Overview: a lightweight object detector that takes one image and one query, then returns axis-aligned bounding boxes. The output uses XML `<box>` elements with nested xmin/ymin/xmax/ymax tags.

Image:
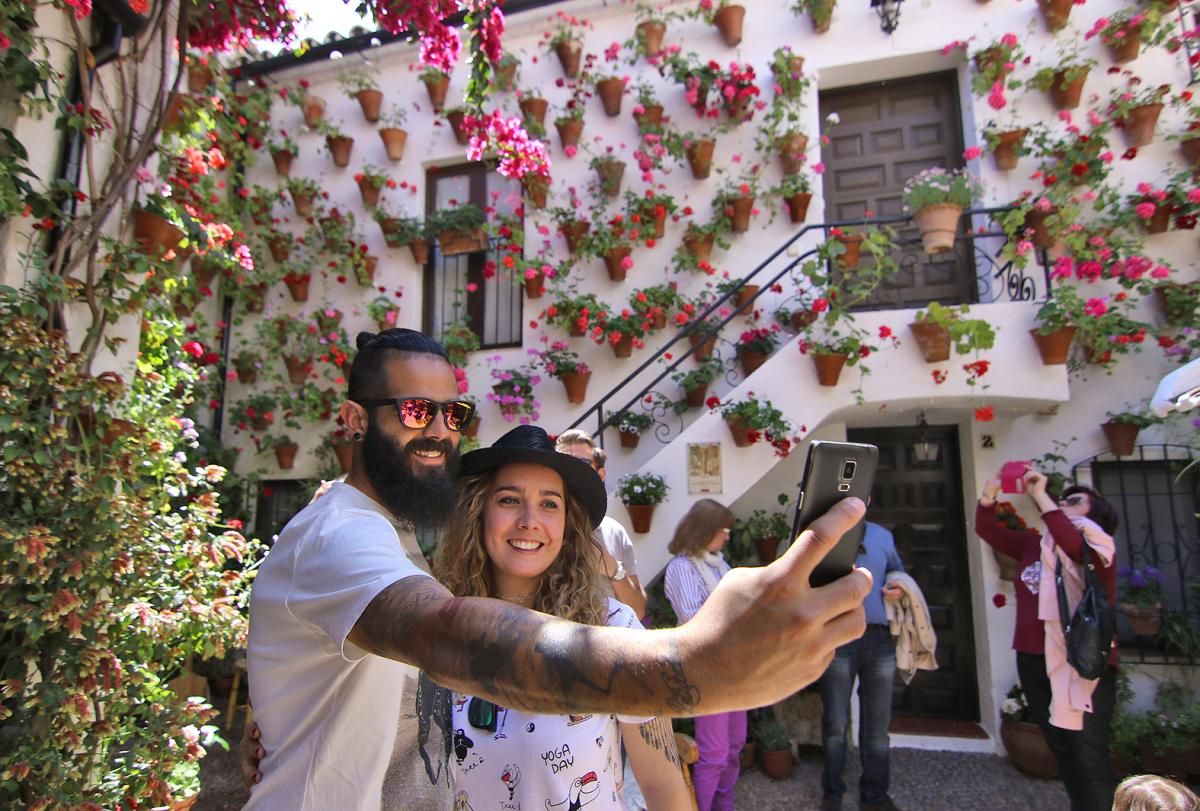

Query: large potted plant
<box><xmin>901</xmin><ymin>166</ymin><xmax>980</xmax><ymax>254</ymax></box>
<box><xmin>616</xmin><ymin>471</ymin><xmax>669</xmax><ymax>533</ymax></box>
<box><xmin>999</xmin><ymin>684</ymin><xmax>1059</xmax><ymax>778</ymax></box>
<box><xmin>750</xmin><ymin>714</ymin><xmax>794</xmax><ymax>779</ymax></box>
<box><xmin>908</xmin><ymin>302</ymin><xmax>996</xmax><ymax>363</ymax></box>
<box><xmin>735</xmin><ymin>502</ymin><xmax>792</xmax><ymax>563</ymax></box>
<box><xmin>1117</xmin><ymin>566</ymin><xmax>1165</xmax><ymax>635</ymax></box>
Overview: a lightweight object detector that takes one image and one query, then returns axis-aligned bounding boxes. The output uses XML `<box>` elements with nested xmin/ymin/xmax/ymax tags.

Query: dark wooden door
<box><xmin>848</xmin><ymin>424</ymin><xmax>979</xmax><ymax>721</ymax></box>
<box><xmin>820</xmin><ymin>73</ymin><xmax>977</xmax><ymax>309</ymax></box>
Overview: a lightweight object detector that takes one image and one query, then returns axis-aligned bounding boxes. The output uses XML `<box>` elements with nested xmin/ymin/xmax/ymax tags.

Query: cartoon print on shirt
<box><xmin>1021</xmin><ymin>561</ymin><xmax>1042</xmax><ymax>595</ymax></box>
<box><xmin>545</xmin><ymin>770</ymin><xmax>600</xmax><ymax>811</ymax></box>
<box><xmin>526</xmin><ymin>722</ymin><xmax>536</xmax><ymax>733</ymax></box>
<box><xmin>541</xmin><ymin>742</ymin><xmax>574</xmax><ymax>774</ymax></box>
<box><xmin>454</xmin><ymin>728</ymin><xmax>475</xmax><ymax>763</ymax></box>
<box><xmin>501</xmin><ymin>763</ymin><xmax>521</xmax><ymax>800</ymax></box>
<box><xmin>454</xmin><ymin>790</ymin><xmax>475</xmax><ymax>811</ymax></box>
<box><xmin>566</xmin><ymin>714</ymin><xmax>591</xmax><ymax>726</ymax></box>
<box><xmin>416</xmin><ymin>672</ymin><xmax>454</xmax><ymax>788</ymax></box>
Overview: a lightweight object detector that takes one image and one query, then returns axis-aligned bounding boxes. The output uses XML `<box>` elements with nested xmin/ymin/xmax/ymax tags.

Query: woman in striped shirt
<box><xmin>663</xmin><ymin>499</ymin><xmax>744</xmax><ymax>811</ymax></box>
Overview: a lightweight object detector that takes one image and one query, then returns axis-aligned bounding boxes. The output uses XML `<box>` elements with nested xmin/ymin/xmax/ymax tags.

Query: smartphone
<box><xmin>790</xmin><ymin>440</ymin><xmax>879</xmax><ymax>588</ymax></box>
<box><xmin>1000</xmin><ymin>460</ymin><xmax>1031</xmax><ymax>494</ymax></box>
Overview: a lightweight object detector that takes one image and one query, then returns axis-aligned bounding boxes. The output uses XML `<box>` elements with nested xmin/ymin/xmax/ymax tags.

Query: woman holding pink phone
<box><xmin>976</xmin><ymin>465</ymin><xmax>1120</xmax><ymax>811</ymax></box>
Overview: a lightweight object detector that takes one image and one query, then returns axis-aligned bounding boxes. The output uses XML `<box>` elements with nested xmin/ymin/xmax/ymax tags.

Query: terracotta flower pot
<box><xmin>990</xmin><ymin>129</ymin><xmax>1028</xmax><ymax>171</ymax></box>
<box><xmin>713</xmin><ymin>4</ymin><xmax>746</xmax><ymax>47</ymax></box>
<box><xmin>636</xmin><ymin>21</ymin><xmax>666</xmax><ymax>57</ymax></box>
<box><xmin>283</xmin><ymin>355</ymin><xmax>310</xmax><ymax>385</ymax></box>
<box><xmin>133</xmin><ymin>209</ymin><xmax>184</xmax><ymax>257</ymax></box>
<box><xmin>993</xmin><ymin>547</ymin><xmax>1020</xmax><ymax>581</ymax></box>
<box><xmin>423</xmin><ymin>74</ymin><xmax>450</xmax><ymax>112</ymax></box>
<box><xmin>274</xmin><ymin>443</ymin><xmax>299</xmax><ymax>470</ymax></box>
<box><xmin>685</xmin><ymin>383</ymin><xmax>709</xmax><ymax>409</ymax></box>
<box><xmin>1047</xmin><ymin>69</ymin><xmax>1088</xmax><ymax>110</ymax></box>
<box><xmin>446</xmin><ymin>109</ymin><xmax>471</xmax><ymax>145</ymax></box>
<box><xmin>285</xmin><ymin>278</ymin><xmax>310</xmax><ymax>303</ymax></box>
<box><xmin>556</xmin><ymin>117</ymin><xmax>584</xmax><ymax>149</ymax></box>
<box><xmin>1119</xmin><ymin>602</ymin><xmax>1162</xmax><ymax>635</ymax></box>
<box><xmin>740</xmin><ymin>742</ymin><xmax>758</xmax><ymax>771</ymax></box>
<box><xmin>554</xmin><ymin>39</ymin><xmax>583</xmax><ymax>78</ymax></box>
<box><xmin>1120</xmin><ymin>103</ymin><xmax>1164</xmax><ymax>148</ymax></box>
<box><xmin>754</xmin><ymin>536</ymin><xmax>781</xmax><ymax>564</ymax></box>
<box><xmin>523</xmin><ymin>174</ymin><xmax>549</xmax><ymax>210</ymax></box>
<box><xmin>728</xmin><ymin>196</ymin><xmax>754</xmax><ymax>233</ymax></box>
<box><xmin>809</xmin><ymin>0</ymin><xmax>834</xmax><ymax>32</ymax></box>
<box><xmin>408</xmin><ymin>238</ymin><xmax>431</xmax><ymax>265</ymax></box>
<box><xmin>790</xmin><ymin>310</ymin><xmax>818</xmax><ymax>331</ymax></box>
<box><xmin>358</xmin><ymin>256</ymin><xmax>378</xmax><ymax>286</ymax></box>
<box><xmin>634</xmin><ymin>104</ymin><xmax>663</xmax><ymax>130</ymax></box>
<box><xmin>594</xmin><ymin>158</ymin><xmax>625</xmax><ymax>197</ymax></box>
<box><xmin>522</xmin><ymin>271</ymin><xmax>545</xmax><ymax>299</ymax></box>
<box><xmin>561</xmin><ymin>370</ymin><xmax>591</xmax><ymax>404</ymax></box>
<box><xmin>187</xmin><ymin>62</ymin><xmax>214</xmax><ymax>93</ymax></box>
<box><xmin>834</xmin><ymin>233</ymin><xmax>864</xmax><ymax>269</ymax></box>
<box><xmin>611</xmin><ymin>334</ymin><xmax>635</xmax><ymax>358</ymax></box>
<box><xmin>298</xmin><ymin>93</ymin><xmax>325</xmax><ymax>127</ymax></box>
<box><xmin>619</xmin><ymin>430</ymin><xmax>640</xmax><ymax>449</ymax></box>
<box><xmin>1029</xmin><ymin>326</ymin><xmax>1076</xmax><ymax>365</ymax></box>
<box><xmin>270</xmin><ymin>149</ymin><xmax>294</xmax><ymax>176</ymax></box>
<box><xmin>1107</xmin><ymin>30</ymin><xmax>1142</xmax><ymax>63</ymax></box>
<box><xmin>326</xmin><ymin>135</ymin><xmax>354</xmax><ymax>167</ymax></box>
<box><xmin>1140</xmin><ymin>198</ymin><xmax>1172</xmax><ymax>234</ymax></box>
<box><xmin>777</xmin><ymin>132</ymin><xmax>810</xmax><ymax>175</ymax></box>
<box><xmin>596</xmin><ymin>77</ymin><xmax>625</xmax><ymax>117</ymax></box>
<box><xmin>785</xmin><ymin>193</ymin><xmax>812</xmax><ymax>224</ymax></box>
<box><xmin>379</xmin><ymin>128</ymin><xmax>408</xmax><ymax>161</ymax></box>
<box><xmin>1180</xmin><ymin>135</ymin><xmax>1200</xmax><ymax>168</ymax></box>
<box><xmin>1101</xmin><ymin>421</ymin><xmax>1140</xmax><ymax>456</ymax></box>
<box><xmin>758</xmin><ymin>746</ymin><xmax>794</xmax><ymax>780</ymax></box>
<box><xmin>908</xmin><ymin>321</ymin><xmax>951</xmax><ymax>363</ymax></box>
<box><xmin>603</xmin><ymin>247</ymin><xmax>632</xmax><ymax>281</ymax></box>
<box><xmin>357</xmin><ymin>178</ymin><xmax>382</xmax><ymax>208</ymax></box>
<box><xmin>913</xmin><ymin>204</ymin><xmax>962</xmax><ymax>254</ymax></box>
<box><xmin>190</xmin><ymin>257</ymin><xmax>219</xmax><ymax>287</ymax></box>
<box><xmin>688</xmin><ymin>331</ymin><xmax>717</xmax><ymax>361</ymax></box>
<box><xmin>812</xmin><ymin>352</ymin><xmax>848</xmax><ymax>386</ymax></box>
<box><xmin>233</xmin><ymin>363</ymin><xmax>257</xmax><ymax>385</ymax></box>
<box><xmin>290</xmin><ymin>189</ymin><xmax>314</xmax><ymax>217</ymax></box>
<box><xmin>561</xmin><ymin>220</ymin><xmax>590</xmax><ymax>254</ymax></box>
<box><xmin>732</xmin><ymin>284</ymin><xmax>760</xmax><ymax>309</ymax></box>
<box><xmin>355</xmin><ymin>88</ymin><xmax>383</xmax><ymax>122</ymax></box>
<box><xmin>685</xmin><ymin>139</ymin><xmax>716</xmax><ymax>179</ymax></box>
<box><xmin>739</xmin><ymin>348</ymin><xmax>768</xmax><ymax>375</ymax></box>
<box><xmin>1022</xmin><ymin>206</ymin><xmax>1058</xmax><ymax>249</ymax></box>
<box><xmin>1037</xmin><ymin>0</ymin><xmax>1073</xmax><ymax>31</ymax></box>
<box><xmin>625</xmin><ymin>503</ymin><xmax>655</xmax><ymax>534</ymax></box>
<box><xmin>725</xmin><ymin>415</ymin><xmax>755</xmax><ymax>447</ymax></box>
<box><xmin>683</xmin><ymin>231</ymin><xmax>716</xmax><ymax>264</ymax></box>
<box><xmin>493</xmin><ymin>60</ymin><xmax>518</xmax><ymax>91</ymax></box>
<box><xmin>1000</xmin><ymin>717</ymin><xmax>1059</xmax><ymax>779</ymax></box>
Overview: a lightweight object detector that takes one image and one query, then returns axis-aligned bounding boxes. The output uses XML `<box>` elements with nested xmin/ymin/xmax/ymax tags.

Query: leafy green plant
<box><xmin>609</xmin><ymin>409</ymin><xmax>655</xmax><ymax>434</ymax></box>
<box><xmin>901</xmin><ymin>166</ymin><xmax>981</xmax><ymax>213</ymax></box>
<box><xmin>427</xmin><ymin>202</ymin><xmax>486</xmax><ymax>234</ymax></box>
<box><xmin>616</xmin><ymin>471</ymin><xmax>669</xmax><ymax>505</ymax></box>
<box><xmin>535</xmin><ymin>339</ymin><xmax>589</xmax><ymax>378</ymax></box>
<box><xmin>749</xmin><ymin>715</ymin><xmax>791</xmax><ymax>751</ymax></box>
<box><xmin>735</xmin><ymin>505</ymin><xmax>791</xmax><ymax>541</ymax></box>
<box><xmin>716</xmin><ymin>396</ymin><xmax>794</xmax><ymax>440</ymax></box>
<box><xmin>337</xmin><ymin>66</ymin><xmax>380</xmax><ymax>95</ymax></box>
<box><xmin>487</xmin><ymin>357</ymin><xmax>541</xmax><ymax>422</ymax></box>
<box><xmin>440</xmin><ymin>319</ymin><xmax>482</xmax><ymax>369</ymax></box>
<box><xmin>1104</xmin><ymin>406</ymin><xmax>1162</xmax><ymax>429</ymax></box>
<box><xmin>913</xmin><ymin>302</ymin><xmax>997</xmax><ymax>354</ymax></box>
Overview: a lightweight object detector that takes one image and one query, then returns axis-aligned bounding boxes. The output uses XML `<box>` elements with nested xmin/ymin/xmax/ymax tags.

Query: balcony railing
<box><xmin>568</xmin><ymin>205</ymin><xmax>1052</xmax><ymax>447</ymax></box>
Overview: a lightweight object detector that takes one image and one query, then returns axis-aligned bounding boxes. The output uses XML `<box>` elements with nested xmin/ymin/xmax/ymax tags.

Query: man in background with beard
<box><xmin>246</xmin><ymin>328</ymin><xmax>875</xmax><ymax>810</ymax></box>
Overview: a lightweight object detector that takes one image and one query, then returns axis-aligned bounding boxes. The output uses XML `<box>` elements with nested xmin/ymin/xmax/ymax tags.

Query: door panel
<box><xmin>820</xmin><ymin>73</ymin><xmax>977</xmax><ymax>310</ymax></box>
<box><xmin>848</xmin><ymin>425</ymin><xmax>979</xmax><ymax>721</ymax></box>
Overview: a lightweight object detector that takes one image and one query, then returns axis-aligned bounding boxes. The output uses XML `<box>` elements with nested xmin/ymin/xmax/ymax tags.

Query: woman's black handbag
<box><xmin>1054</xmin><ymin>540</ymin><xmax>1115</xmax><ymax>680</ymax></box>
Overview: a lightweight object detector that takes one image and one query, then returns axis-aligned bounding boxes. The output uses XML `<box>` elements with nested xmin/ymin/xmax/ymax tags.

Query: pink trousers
<box><xmin>693</xmin><ymin>710</ymin><xmax>747</xmax><ymax>811</ymax></box>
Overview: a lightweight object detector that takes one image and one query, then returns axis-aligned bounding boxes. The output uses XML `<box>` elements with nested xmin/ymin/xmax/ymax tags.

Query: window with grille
<box><xmin>253</xmin><ymin>479</ymin><xmax>319</xmax><ymax>545</ymax></box>
<box><xmin>422</xmin><ymin>162</ymin><xmax>524</xmax><ymax>350</ymax></box>
<box><xmin>1075</xmin><ymin>447</ymin><xmax>1200</xmax><ymax>665</ymax></box>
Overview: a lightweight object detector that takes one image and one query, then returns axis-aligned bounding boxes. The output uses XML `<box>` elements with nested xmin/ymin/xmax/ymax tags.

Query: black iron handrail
<box><xmin>566</xmin><ymin>204</ymin><xmax>1050</xmax><ymax>446</ymax></box>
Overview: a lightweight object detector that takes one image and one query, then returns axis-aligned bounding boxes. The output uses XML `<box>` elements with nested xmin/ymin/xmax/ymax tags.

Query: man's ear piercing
<box><xmin>353</xmin><ymin>432</ymin><xmax>362</xmax><ymax>442</ymax></box>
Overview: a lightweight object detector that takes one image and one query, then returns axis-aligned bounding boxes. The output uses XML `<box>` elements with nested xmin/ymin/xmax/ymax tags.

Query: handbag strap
<box><xmin>1055</xmin><ymin>535</ymin><xmax>1094</xmax><ymax>631</ymax></box>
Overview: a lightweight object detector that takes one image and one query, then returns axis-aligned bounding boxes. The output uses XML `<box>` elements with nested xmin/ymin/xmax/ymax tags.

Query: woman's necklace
<box><xmin>503</xmin><ymin>591</ymin><xmax>537</xmax><ymax>605</ymax></box>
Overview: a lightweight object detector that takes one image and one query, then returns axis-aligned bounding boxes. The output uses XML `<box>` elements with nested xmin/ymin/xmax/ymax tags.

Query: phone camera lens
<box><xmin>841</xmin><ymin>460</ymin><xmax>857</xmax><ymax>480</ymax></box>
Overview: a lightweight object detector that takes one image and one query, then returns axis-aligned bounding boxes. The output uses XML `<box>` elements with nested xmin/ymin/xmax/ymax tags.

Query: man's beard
<box><xmin>361</xmin><ymin>418</ymin><xmax>460</xmax><ymax>530</ymax></box>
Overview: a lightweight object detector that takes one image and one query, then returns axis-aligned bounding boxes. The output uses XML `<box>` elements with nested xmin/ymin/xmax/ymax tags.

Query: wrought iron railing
<box><xmin>567</xmin><ymin>205</ymin><xmax>1051</xmax><ymax>446</ymax></box>
<box><xmin>1073</xmin><ymin>445</ymin><xmax>1200</xmax><ymax>667</ymax></box>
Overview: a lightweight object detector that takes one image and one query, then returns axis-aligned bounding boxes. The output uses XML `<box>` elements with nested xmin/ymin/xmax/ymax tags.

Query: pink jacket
<box><xmin>1036</xmin><ymin>515</ymin><xmax>1115</xmax><ymax>731</ymax></box>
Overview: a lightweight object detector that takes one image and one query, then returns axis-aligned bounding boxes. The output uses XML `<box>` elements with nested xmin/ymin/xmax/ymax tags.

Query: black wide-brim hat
<box><xmin>459</xmin><ymin>425</ymin><xmax>608</xmax><ymax>529</ymax></box>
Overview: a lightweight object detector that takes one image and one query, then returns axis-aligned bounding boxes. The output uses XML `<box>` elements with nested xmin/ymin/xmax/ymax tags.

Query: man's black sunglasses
<box><xmin>354</xmin><ymin>397</ymin><xmax>475</xmax><ymax>432</ymax></box>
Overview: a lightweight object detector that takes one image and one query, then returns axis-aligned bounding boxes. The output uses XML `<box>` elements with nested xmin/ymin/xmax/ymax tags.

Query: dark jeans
<box><xmin>1017</xmin><ymin>651</ymin><xmax>1117</xmax><ymax>811</ymax></box>
<box><xmin>820</xmin><ymin>625</ymin><xmax>896</xmax><ymax>804</ymax></box>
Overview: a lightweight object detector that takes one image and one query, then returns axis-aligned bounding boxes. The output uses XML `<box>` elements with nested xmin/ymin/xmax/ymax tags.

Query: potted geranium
<box><xmin>630</xmin><ymin>284</ymin><xmax>684</xmax><ymax>331</ymax></box>
<box><xmin>901</xmin><ymin>166</ymin><xmax>980</xmax><ymax>254</ymax></box>
<box><xmin>983</xmin><ymin>121</ymin><xmax>1033</xmax><ymax>172</ymax></box>
<box><xmin>608</xmin><ymin>409</ymin><xmax>655</xmax><ymax>448</ymax></box>
<box><xmin>908</xmin><ymin>302</ymin><xmax>996</xmax><ymax>363</ymax></box>
<box><xmin>713</xmin><ymin>395</ymin><xmax>795</xmax><ymax>456</ymax></box>
<box><xmin>580</xmin><ymin>214</ymin><xmax>635</xmax><ymax>281</ymax></box>
<box><xmin>536</xmin><ymin>339</ymin><xmax>591</xmax><ymax>404</ymax></box>
<box><xmin>597</xmin><ymin>309</ymin><xmax>651</xmax><ymax>358</ymax></box>
<box><xmin>1117</xmin><ymin>566</ymin><xmax>1165</xmax><ymax>635</ymax></box>
<box><xmin>736</xmin><ymin>325</ymin><xmax>782</xmax><ymax>375</ymax></box>
<box><xmin>337</xmin><ymin>65</ymin><xmax>383</xmax><ymax>122</ymax></box>
<box><xmin>616</xmin><ymin>471</ymin><xmax>669</xmax><ymax>533</ymax></box>
<box><xmin>768</xmin><ymin>45</ymin><xmax>811</xmax><ymax>101</ymax></box>
<box><xmin>378</xmin><ymin>105</ymin><xmax>409</xmax><ymax>160</ymax></box>
<box><xmin>1105</xmin><ymin>72</ymin><xmax>1171</xmax><ymax>147</ymax></box>
<box><xmin>1101</xmin><ymin>408</ymin><xmax>1159</xmax><ymax>456</ymax></box>
<box><xmin>544</xmin><ymin>290</ymin><xmax>606</xmax><ymax>336</ymax></box>
<box><xmin>367</xmin><ymin>294</ymin><xmax>402</xmax><ymax>332</ymax></box>
<box><xmin>428</xmin><ymin>203</ymin><xmax>488</xmax><ymax>255</ymax></box>
<box><xmin>354</xmin><ymin>164</ymin><xmax>394</xmax><ymax>207</ymax></box>
<box><xmin>371</xmin><ymin>206</ymin><xmax>428</xmax><ymax>261</ymax></box>
<box><xmin>624</xmin><ymin>188</ymin><xmax>678</xmax><ymax>240</ymax></box>
<box><xmin>545</xmin><ymin>12</ymin><xmax>586</xmax><ymax>77</ymax></box>
<box><xmin>589</xmin><ymin>149</ymin><xmax>627</xmax><ymax>197</ymax></box>
<box><xmin>793</xmin><ymin>0</ymin><xmax>835</xmax><ymax>33</ymax></box>
<box><xmin>419</xmin><ymin>65</ymin><xmax>451</xmax><ymax>111</ymax></box>
<box><xmin>487</xmin><ymin>359</ymin><xmax>541</xmax><ymax>423</ymax></box>
<box><xmin>671</xmin><ymin>357</ymin><xmax>723</xmax><ymax>409</ymax></box>
<box><xmin>1084</xmin><ymin>8</ymin><xmax>1172</xmax><ymax>64</ymax></box>
<box><xmin>285</xmin><ymin>176</ymin><xmax>320</xmax><ymax>217</ymax></box>
<box><xmin>492</xmin><ymin>51</ymin><xmax>520</xmax><ymax>90</ymax></box>
<box><xmin>966</xmin><ymin>33</ymin><xmax>1024</xmax><ymax>98</ymax></box>
<box><xmin>631</xmin><ymin>79</ymin><xmax>664</xmax><ymax>131</ymax></box>
<box><xmin>1025</xmin><ymin>41</ymin><xmax>1097</xmax><ymax>111</ymax></box>
<box><xmin>266</xmin><ymin>131</ymin><xmax>298</xmax><ymax>176</ymax></box>
<box><xmin>771</xmin><ymin>172</ymin><xmax>813</xmax><ymax>224</ymax></box>
<box><xmin>265</xmin><ymin>432</ymin><xmax>300</xmax><ymax>470</ymax></box>
<box><xmin>315</xmin><ymin>118</ymin><xmax>354</xmax><ymax>167</ymax></box>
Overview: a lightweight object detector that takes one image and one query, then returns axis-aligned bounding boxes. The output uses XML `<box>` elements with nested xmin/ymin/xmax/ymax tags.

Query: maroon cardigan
<box><xmin>975</xmin><ymin>501</ymin><xmax>1118</xmax><ymax>665</ymax></box>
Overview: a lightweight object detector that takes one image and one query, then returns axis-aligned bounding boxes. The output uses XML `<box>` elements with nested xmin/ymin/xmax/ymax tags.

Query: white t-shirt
<box><xmin>450</xmin><ymin>599</ymin><xmax>649</xmax><ymax>811</ymax></box>
<box><xmin>245</xmin><ymin>482</ymin><xmax>454</xmax><ymax>811</ymax></box>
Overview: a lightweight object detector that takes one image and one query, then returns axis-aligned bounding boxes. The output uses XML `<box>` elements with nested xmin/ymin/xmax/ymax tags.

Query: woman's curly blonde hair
<box><xmin>434</xmin><ymin>469</ymin><xmax>608</xmax><ymax>627</ymax></box>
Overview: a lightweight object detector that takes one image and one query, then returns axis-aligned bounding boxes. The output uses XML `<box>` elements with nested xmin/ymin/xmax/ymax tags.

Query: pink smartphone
<box><xmin>1000</xmin><ymin>460</ymin><xmax>1031</xmax><ymax>494</ymax></box>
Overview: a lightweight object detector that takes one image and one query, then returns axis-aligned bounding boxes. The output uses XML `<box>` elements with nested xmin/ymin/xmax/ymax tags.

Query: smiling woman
<box><xmin>433</xmin><ymin>426</ymin><xmax>690</xmax><ymax>811</ymax></box>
